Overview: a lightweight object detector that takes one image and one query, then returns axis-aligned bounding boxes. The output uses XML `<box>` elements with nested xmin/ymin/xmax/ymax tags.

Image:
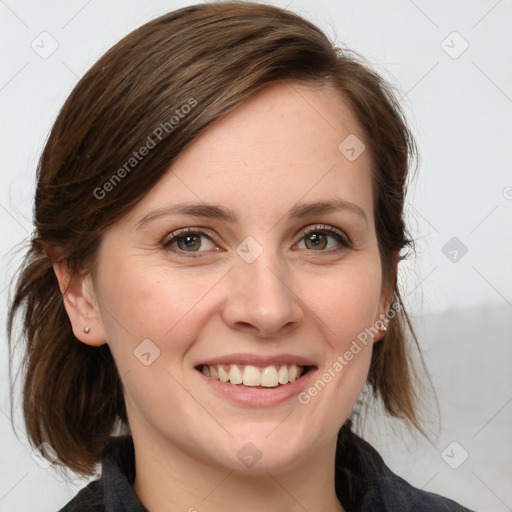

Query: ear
<box><xmin>52</xmin><ymin>260</ymin><xmax>107</xmax><ymax>347</ymax></box>
<box><xmin>372</xmin><ymin>287</ymin><xmax>395</xmax><ymax>342</ymax></box>
<box><xmin>373</xmin><ymin>251</ymin><xmax>400</xmax><ymax>342</ymax></box>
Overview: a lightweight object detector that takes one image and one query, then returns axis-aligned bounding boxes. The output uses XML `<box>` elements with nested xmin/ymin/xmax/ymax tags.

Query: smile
<box><xmin>198</xmin><ymin>363</ymin><xmax>309</xmax><ymax>388</ymax></box>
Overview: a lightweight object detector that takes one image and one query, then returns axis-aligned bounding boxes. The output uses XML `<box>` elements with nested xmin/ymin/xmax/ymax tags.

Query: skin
<box><xmin>54</xmin><ymin>81</ymin><xmax>395</xmax><ymax>512</ymax></box>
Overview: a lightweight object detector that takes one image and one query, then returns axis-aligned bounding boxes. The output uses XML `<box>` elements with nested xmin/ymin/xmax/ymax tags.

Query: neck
<box><xmin>131</xmin><ymin>429</ymin><xmax>345</xmax><ymax>512</ymax></box>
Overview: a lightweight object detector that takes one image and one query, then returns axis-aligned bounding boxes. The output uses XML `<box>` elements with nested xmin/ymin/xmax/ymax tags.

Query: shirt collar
<box><xmin>100</xmin><ymin>435</ymin><xmax>147</xmax><ymax>512</ymax></box>
<box><xmin>97</xmin><ymin>428</ymin><xmax>467</xmax><ymax>512</ymax></box>
<box><xmin>97</xmin><ymin>428</ymin><xmax>382</xmax><ymax>511</ymax></box>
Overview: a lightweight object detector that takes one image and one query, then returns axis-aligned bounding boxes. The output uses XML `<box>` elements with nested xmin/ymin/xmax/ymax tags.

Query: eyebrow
<box><xmin>135</xmin><ymin>198</ymin><xmax>368</xmax><ymax>229</ymax></box>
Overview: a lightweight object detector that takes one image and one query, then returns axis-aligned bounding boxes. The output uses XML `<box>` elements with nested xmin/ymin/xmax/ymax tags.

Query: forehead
<box><xmin>127</xmin><ymin>81</ymin><xmax>375</xmax><ymax>226</ymax></box>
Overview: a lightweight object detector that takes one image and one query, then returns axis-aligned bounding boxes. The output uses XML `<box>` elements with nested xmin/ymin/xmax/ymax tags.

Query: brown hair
<box><xmin>8</xmin><ymin>0</ymin><xmax>426</xmax><ymax>476</ymax></box>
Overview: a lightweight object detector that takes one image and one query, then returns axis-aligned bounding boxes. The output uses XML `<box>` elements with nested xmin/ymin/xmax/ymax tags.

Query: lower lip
<box><xmin>197</xmin><ymin>368</ymin><xmax>316</xmax><ymax>407</ymax></box>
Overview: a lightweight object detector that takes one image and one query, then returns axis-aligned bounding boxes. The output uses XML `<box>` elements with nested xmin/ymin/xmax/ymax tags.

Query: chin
<box><xmin>200</xmin><ymin>422</ymin><xmax>326</xmax><ymax>475</ymax></box>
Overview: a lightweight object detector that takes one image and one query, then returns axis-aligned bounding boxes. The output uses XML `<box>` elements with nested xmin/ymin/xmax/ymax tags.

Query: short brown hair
<box><xmin>8</xmin><ymin>0</ymin><xmax>425</xmax><ymax>476</ymax></box>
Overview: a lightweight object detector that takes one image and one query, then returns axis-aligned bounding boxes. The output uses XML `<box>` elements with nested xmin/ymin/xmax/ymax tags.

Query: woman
<box><xmin>7</xmin><ymin>2</ymin><xmax>475</xmax><ymax>511</ymax></box>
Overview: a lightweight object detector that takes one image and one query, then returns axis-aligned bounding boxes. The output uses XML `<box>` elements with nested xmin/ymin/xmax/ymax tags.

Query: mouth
<box><xmin>195</xmin><ymin>363</ymin><xmax>313</xmax><ymax>388</ymax></box>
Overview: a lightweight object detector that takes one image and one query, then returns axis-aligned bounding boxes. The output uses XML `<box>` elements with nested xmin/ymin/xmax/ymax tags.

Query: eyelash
<box><xmin>161</xmin><ymin>225</ymin><xmax>353</xmax><ymax>259</ymax></box>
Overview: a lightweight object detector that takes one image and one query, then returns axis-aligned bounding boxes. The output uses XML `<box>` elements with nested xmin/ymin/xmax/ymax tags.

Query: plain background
<box><xmin>1</xmin><ymin>0</ymin><xmax>511</xmax><ymax>511</ymax></box>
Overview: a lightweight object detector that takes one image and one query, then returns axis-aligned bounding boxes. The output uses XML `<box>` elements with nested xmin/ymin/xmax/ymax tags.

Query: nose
<box><xmin>221</xmin><ymin>249</ymin><xmax>304</xmax><ymax>338</ymax></box>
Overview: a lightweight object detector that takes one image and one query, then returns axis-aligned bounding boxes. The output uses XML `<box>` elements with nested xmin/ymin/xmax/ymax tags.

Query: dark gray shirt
<box><xmin>58</xmin><ymin>429</ymin><xmax>475</xmax><ymax>511</ymax></box>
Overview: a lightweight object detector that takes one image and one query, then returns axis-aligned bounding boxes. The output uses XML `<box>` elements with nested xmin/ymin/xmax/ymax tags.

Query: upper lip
<box><xmin>196</xmin><ymin>353</ymin><xmax>317</xmax><ymax>368</ymax></box>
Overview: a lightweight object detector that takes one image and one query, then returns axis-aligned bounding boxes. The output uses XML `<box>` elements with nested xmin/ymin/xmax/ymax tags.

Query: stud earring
<box><xmin>83</xmin><ymin>326</ymin><xmax>91</xmax><ymax>334</ymax></box>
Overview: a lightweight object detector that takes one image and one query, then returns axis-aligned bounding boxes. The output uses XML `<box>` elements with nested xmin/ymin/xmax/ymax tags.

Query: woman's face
<box><xmin>87</xmin><ymin>82</ymin><xmax>390</xmax><ymax>473</ymax></box>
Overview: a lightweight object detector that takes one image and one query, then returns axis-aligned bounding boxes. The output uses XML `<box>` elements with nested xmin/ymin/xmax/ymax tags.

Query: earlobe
<box><xmin>373</xmin><ymin>288</ymin><xmax>395</xmax><ymax>343</ymax></box>
<box><xmin>52</xmin><ymin>261</ymin><xmax>106</xmax><ymax>347</ymax></box>
<box><xmin>373</xmin><ymin>315</ymin><xmax>389</xmax><ymax>343</ymax></box>
<box><xmin>373</xmin><ymin>252</ymin><xmax>400</xmax><ymax>342</ymax></box>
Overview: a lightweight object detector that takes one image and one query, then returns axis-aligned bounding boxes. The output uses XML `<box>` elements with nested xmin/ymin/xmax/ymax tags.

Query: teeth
<box><xmin>278</xmin><ymin>365</ymin><xmax>289</xmax><ymax>384</ymax></box>
<box><xmin>209</xmin><ymin>365</ymin><xmax>219</xmax><ymax>380</ymax></box>
<box><xmin>201</xmin><ymin>363</ymin><xmax>305</xmax><ymax>387</ymax></box>
<box><xmin>260</xmin><ymin>366</ymin><xmax>279</xmax><ymax>387</ymax></box>
<box><xmin>242</xmin><ymin>365</ymin><xmax>261</xmax><ymax>386</ymax></box>
<box><xmin>218</xmin><ymin>366</ymin><xmax>229</xmax><ymax>382</ymax></box>
<box><xmin>228</xmin><ymin>364</ymin><xmax>243</xmax><ymax>385</ymax></box>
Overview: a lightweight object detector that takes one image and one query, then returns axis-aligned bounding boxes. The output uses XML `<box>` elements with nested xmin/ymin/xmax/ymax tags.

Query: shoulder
<box><xmin>56</xmin><ymin>435</ymin><xmax>146</xmax><ymax>512</ymax></box>
<box><xmin>57</xmin><ymin>478</ymin><xmax>105</xmax><ymax>512</ymax></box>
<box><xmin>335</xmin><ymin>427</ymin><xmax>476</xmax><ymax>512</ymax></box>
<box><xmin>365</xmin><ymin>470</ymin><xmax>475</xmax><ymax>511</ymax></box>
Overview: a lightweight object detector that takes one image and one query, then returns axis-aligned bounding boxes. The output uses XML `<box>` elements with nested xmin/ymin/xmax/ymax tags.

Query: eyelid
<box><xmin>162</xmin><ymin>226</ymin><xmax>219</xmax><ymax>246</ymax></box>
<box><xmin>299</xmin><ymin>224</ymin><xmax>352</xmax><ymax>248</ymax></box>
<box><xmin>161</xmin><ymin>223</ymin><xmax>353</xmax><ymax>258</ymax></box>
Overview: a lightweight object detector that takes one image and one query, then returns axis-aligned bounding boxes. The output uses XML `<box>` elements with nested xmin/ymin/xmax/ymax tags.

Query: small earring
<box><xmin>381</xmin><ymin>323</ymin><xmax>388</xmax><ymax>332</ymax></box>
<box><xmin>83</xmin><ymin>326</ymin><xmax>91</xmax><ymax>334</ymax></box>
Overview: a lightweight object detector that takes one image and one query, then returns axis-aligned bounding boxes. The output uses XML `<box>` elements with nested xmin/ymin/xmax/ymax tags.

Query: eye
<box><xmin>296</xmin><ymin>224</ymin><xmax>352</xmax><ymax>253</ymax></box>
<box><xmin>162</xmin><ymin>228</ymin><xmax>220</xmax><ymax>258</ymax></box>
<box><xmin>162</xmin><ymin>224</ymin><xmax>352</xmax><ymax>259</ymax></box>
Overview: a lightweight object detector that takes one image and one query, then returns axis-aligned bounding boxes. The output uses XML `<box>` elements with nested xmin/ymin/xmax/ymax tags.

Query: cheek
<box><xmin>94</xmin><ymin>253</ymin><xmax>217</xmax><ymax>366</ymax></box>
<box><xmin>296</xmin><ymin>264</ymin><xmax>380</xmax><ymax>430</ymax></box>
<box><xmin>97</xmin><ymin>250</ymin><xmax>217</xmax><ymax>332</ymax></box>
<box><xmin>299</xmin><ymin>258</ymin><xmax>381</xmax><ymax>405</ymax></box>
<box><xmin>309</xmin><ymin>259</ymin><xmax>383</xmax><ymax>346</ymax></box>
<box><xmin>96</xmin><ymin>246</ymin><xmax>382</xmax><ymax>366</ymax></box>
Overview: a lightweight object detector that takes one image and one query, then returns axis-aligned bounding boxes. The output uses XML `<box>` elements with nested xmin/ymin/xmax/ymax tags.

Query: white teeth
<box><xmin>278</xmin><ymin>365</ymin><xmax>289</xmax><ymax>384</ymax></box>
<box><xmin>200</xmin><ymin>363</ymin><xmax>305</xmax><ymax>387</ymax></box>
<box><xmin>209</xmin><ymin>365</ymin><xmax>219</xmax><ymax>380</ymax></box>
<box><xmin>260</xmin><ymin>366</ymin><xmax>279</xmax><ymax>387</ymax></box>
<box><xmin>228</xmin><ymin>364</ymin><xmax>243</xmax><ymax>385</ymax></box>
<box><xmin>218</xmin><ymin>366</ymin><xmax>229</xmax><ymax>382</ymax></box>
<box><xmin>242</xmin><ymin>365</ymin><xmax>261</xmax><ymax>386</ymax></box>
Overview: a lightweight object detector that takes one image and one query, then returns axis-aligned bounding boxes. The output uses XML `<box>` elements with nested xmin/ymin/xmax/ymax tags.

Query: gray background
<box><xmin>1</xmin><ymin>0</ymin><xmax>511</xmax><ymax>511</ymax></box>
